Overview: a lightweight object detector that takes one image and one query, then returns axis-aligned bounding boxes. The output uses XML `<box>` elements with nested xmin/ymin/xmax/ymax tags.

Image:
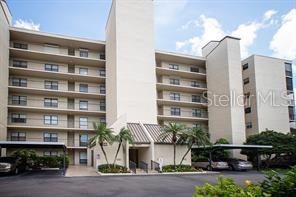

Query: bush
<box><xmin>261</xmin><ymin>165</ymin><xmax>296</xmax><ymax>196</ymax></box>
<box><xmin>33</xmin><ymin>156</ymin><xmax>69</xmax><ymax>169</ymax></box>
<box><xmin>98</xmin><ymin>164</ymin><xmax>129</xmax><ymax>173</ymax></box>
<box><xmin>193</xmin><ymin>176</ymin><xmax>267</xmax><ymax>197</ymax></box>
<box><xmin>162</xmin><ymin>165</ymin><xmax>199</xmax><ymax>172</ymax></box>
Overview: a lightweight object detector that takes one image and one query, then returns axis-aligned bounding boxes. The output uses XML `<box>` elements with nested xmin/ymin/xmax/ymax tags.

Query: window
<box><xmin>79</xmin><ymin>68</ymin><xmax>88</xmax><ymax>75</ymax></box>
<box><xmin>11</xmin><ymin>113</ymin><xmax>26</xmax><ymax>123</ymax></box>
<box><xmin>79</xmin><ymin>84</ymin><xmax>88</xmax><ymax>93</ymax></box>
<box><xmin>171</xmin><ymin>107</ymin><xmax>181</xmax><ymax>116</ymax></box>
<box><xmin>44</xmin><ymin>115</ymin><xmax>58</xmax><ymax>125</ymax></box>
<box><xmin>100</xmin><ymin>85</ymin><xmax>106</xmax><ymax>94</ymax></box>
<box><xmin>286</xmin><ymin>78</ymin><xmax>293</xmax><ymax>91</ymax></box>
<box><xmin>289</xmin><ymin>106</ymin><xmax>294</xmax><ymax>120</ymax></box>
<box><xmin>245</xmin><ymin>107</ymin><xmax>251</xmax><ymax>114</ymax></box>
<box><xmin>246</xmin><ymin>122</ymin><xmax>252</xmax><ymax>129</ymax></box>
<box><xmin>12</xmin><ymin>78</ymin><xmax>27</xmax><ymax>87</ymax></box>
<box><xmin>44</xmin><ymin>133</ymin><xmax>58</xmax><ymax>142</ymax></box>
<box><xmin>99</xmin><ymin>69</ymin><xmax>106</xmax><ymax>77</ymax></box>
<box><xmin>168</xmin><ymin>64</ymin><xmax>179</xmax><ymax>70</ymax></box>
<box><xmin>44</xmin><ymin>98</ymin><xmax>58</xmax><ymax>108</ymax></box>
<box><xmin>191</xmin><ymin>81</ymin><xmax>200</xmax><ymax>87</ymax></box>
<box><xmin>79</xmin><ymin>49</ymin><xmax>88</xmax><ymax>57</ymax></box>
<box><xmin>100</xmin><ymin>117</ymin><xmax>106</xmax><ymax>124</ymax></box>
<box><xmin>190</xmin><ymin>67</ymin><xmax>199</xmax><ymax>73</ymax></box>
<box><xmin>242</xmin><ymin>63</ymin><xmax>248</xmax><ymax>70</ymax></box>
<box><xmin>12</xmin><ymin>95</ymin><xmax>27</xmax><ymax>105</ymax></box>
<box><xmin>100</xmin><ymin>53</ymin><xmax>106</xmax><ymax>60</ymax></box>
<box><xmin>79</xmin><ymin>117</ymin><xmax>88</xmax><ymax>129</ymax></box>
<box><xmin>169</xmin><ymin>78</ymin><xmax>180</xmax><ymax>85</ymax></box>
<box><xmin>45</xmin><ymin>64</ymin><xmax>59</xmax><ymax>72</ymax></box>
<box><xmin>44</xmin><ymin>151</ymin><xmax>58</xmax><ymax>157</ymax></box>
<box><xmin>79</xmin><ymin>134</ymin><xmax>88</xmax><ymax>147</ymax></box>
<box><xmin>285</xmin><ymin>62</ymin><xmax>292</xmax><ymax>77</ymax></box>
<box><xmin>192</xmin><ymin>109</ymin><xmax>201</xmax><ymax>117</ymax></box>
<box><xmin>79</xmin><ymin>152</ymin><xmax>87</xmax><ymax>164</ymax></box>
<box><xmin>44</xmin><ymin>81</ymin><xmax>58</xmax><ymax>90</ymax></box>
<box><xmin>79</xmin><ymin>100</ymin><xmax>88</xmax><ymax>110</ymax></box>
<box><xmin>13</xmin><ymin>60</ymin><xmax>27</xmax><ymax>68</ymax></box>
<box><xmin>243</xmin><ymin>78</ymin><xmax>250</xmax><ymax>85</ymax></box>
<box><xmin>169</xmin><ymin>92</ymin><xmax>180</xmax><ymax>101</ymax></box>
<box><xmin>192</xmin><ymin>95</ymin><xmax>201</xmax><ymax>103</ymax></box>
<box><xmin>100</xmin><ymin>101</ymin><xmax>106</xmax><ymax>111</ymax></box>
<box><xmin>11</xmin><ymin>132</ymin><xmax>26</xmax><ymax>141</ymax></box>
<box><xmin>13</xmin><ymin>42</ymin><xmax>28</xmax><ymax>49</ymax></box>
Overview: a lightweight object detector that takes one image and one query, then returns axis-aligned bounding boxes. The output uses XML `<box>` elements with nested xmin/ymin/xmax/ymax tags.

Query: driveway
<box><xmin>65</xmin><ymin>165</ymin><xmax>99</xmax><ymax>177</ymax></box>
<box><xmin>0</xmin><ymin>171</ymin><xmax>265</xmax><ymax>197</ymax></box>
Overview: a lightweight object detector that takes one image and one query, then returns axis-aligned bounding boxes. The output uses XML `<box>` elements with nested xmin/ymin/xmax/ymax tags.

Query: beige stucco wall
<box><xmin>242</xmin><ymin>55</ymin><xmax>290</xmax><ymax>136</ymax></box>
<box><xmin>0</xmin><ymin>0</ymin><xmax>11</xmax><ymax>156</ymax></box>
<box><xmin>204</xmin><ymin>37</ymin><xmax>246</xmax><ymax>147</ymax></box>
<box><xmin>154</xmin><ymin>144</ymin><xmax>191</xmax><ymax>166</ymax></box>
<box><xmin>106</xmin><ymin>0</ymin><xmax>157</xmax><ymax>125</ymax></box>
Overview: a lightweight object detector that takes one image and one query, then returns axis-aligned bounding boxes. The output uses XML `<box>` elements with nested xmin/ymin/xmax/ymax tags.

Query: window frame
<box><xmin>12</xmin><ymin>60</ymin><xmax>27</xmax><ymax>68</ymax></box>
<box><xmin>10</xmin><ymin>132</ymin><xmax>26</xmax><ymax>141</ymax></box>
<box><xmin>45</xmin><ymin>64</ymin><xmax>59</xmax><ymax>72</ymax></box>
<box><xmin>79</xmin><ymin>100</ymin><xmax>88</xmax><ymax>110</ymax></box>
<box><xmin>169</xmin><ymin>92</ymin><xmax>181</xmax><ymax>101</ymax></box>
<box><xmin>11</xmin><ymin>113</ymin><xmax>26</xmax><ymax>123</ymax></box>
<box><xmin>168</xmin><ymin>64</ymin><xmax>179</xmax><ymax>70</ymax></box>
<box><xmin>44</xmin><ymin>132</ymin><xmax>58</xmax><ymax>142</ymax></box>
<box><xmin>44</xmin><ymin>80</ymin><xmax>59</xmax><ymax>90</ymax></box>
<box><xmin>44</xmin><ymin>115</ymin><xmax>58</xmax><ymax>125</ymax></box>
<box><xmin>79</xmin><ymin>117</ymin><xmax>88</xmax><ymax>129</ymax></box>
<box><xmin>79</xmin><ymin>67</ymin><xmax>88</xmax><ymax>75</ymax></box>
<box><xmin>79</xmin><ymin>84</ymin><xmax>88</xmax><ymax>93</ymax></box>
<box><xmin>170</xmin><ymin>107</ymin><xmax>181</xmax><ymax>116</ymax></box>
<box><xmin>12</xmin><ymin>95</ymin><xmax>27</xmax><ymax>105</ymax></box>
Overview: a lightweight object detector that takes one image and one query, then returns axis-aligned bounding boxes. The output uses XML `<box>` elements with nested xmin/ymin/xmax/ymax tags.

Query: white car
<box><xmin>192</xmin><ymin>158</ymin><xmax>229</xmax><ymax>170</ymax></box>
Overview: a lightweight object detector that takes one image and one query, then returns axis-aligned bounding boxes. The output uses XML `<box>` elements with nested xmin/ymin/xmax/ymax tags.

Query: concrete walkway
<box><xmin>65</xmin><ymin>165</ymin><xmax>98</xmax><ymax>177</ymax></box>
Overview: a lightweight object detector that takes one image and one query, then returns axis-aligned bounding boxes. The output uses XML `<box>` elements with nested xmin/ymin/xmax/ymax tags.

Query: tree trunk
<box><xmin>173</xmin><ymin>142</ymin><xmax>176</xmax><ymax>171</ymax></box>
<box><xmin>113</xmin><ymin>141</ymin><xmax>122</xmax><ymax>167</ymax></box>
<box><xmin>180</xmin><ymin>144</ymin><xmax>192</xmax><ymax>166</ymax></box>
<box><xmin>100</xmin><ymin>143</ymin><xmax>109</xmax><ymax>168</ymax></box>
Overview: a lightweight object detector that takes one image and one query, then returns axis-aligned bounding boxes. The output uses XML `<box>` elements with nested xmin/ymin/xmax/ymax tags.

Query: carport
<box><xmin>192</xmin><ymin>144</ymin><xmax>273</xmax><ymax>171</ymax></box>
<box><xmin>0</xmin><ymin>141</ymin><xmax>67</xmax><ymax>175</ymax></box>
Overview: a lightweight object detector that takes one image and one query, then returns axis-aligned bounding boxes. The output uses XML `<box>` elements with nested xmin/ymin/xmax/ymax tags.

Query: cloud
<box><xmin>154</xmin><ymin>0</ymin><xmax>188</xmax><ymax>26</ymax></box>
<box><xmin>176</xmin><ymin>10</ymin><xmax>278</xmax><ymax>58</ymax></box>
<box><xmin>14</xmin><ymin>19</ymin><xmax>40</xmax><ymax>31</ymax></box>
<box><xmin>263</xmin><ymin>9</ymin><xmax>278</xmax><ymax>21</ymax></box>
<box><xmin>269</xmin><ymin>9</ymin><xmax>296</xmax><ymax>60</ymax></box>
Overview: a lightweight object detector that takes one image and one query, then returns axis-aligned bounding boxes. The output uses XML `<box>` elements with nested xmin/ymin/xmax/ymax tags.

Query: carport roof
<box><xmin>192</xmin><ymin>144</ymin><xmax>273</xmax><ymax>150</ymax></box>
<box><xmin>0</xmin><ymin>141</ymin><xmax>66</xmax><ymax>149</ymax></box>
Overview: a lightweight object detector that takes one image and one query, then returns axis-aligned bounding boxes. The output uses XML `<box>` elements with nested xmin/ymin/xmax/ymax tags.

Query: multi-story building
<box><xmin>0</xmin><ymin>0</ymin><xmax>293</xmax><ymax>168</ymax></box>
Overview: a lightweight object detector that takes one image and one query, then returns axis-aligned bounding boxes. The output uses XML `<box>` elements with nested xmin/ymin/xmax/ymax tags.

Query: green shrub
<box><xmin>98</xmin><ymin>164</ymin><xmax>129</xmax><ymax>173</ymax></box>
<box><xmin>162</xmin><ymin>165</ymin><xmax>199</xmax><ymax>172</ymax></box>
<box><xmin>33</xmin><ymin>156</ymin><xmax>69</xmax><ymax>169</ymax></box>
<box><xmin>261</xmin><ymin>165</ymin><xmax>296</xmax><ymax>196</ymax></box>
<box><xmin>193</xmin><ymin>176</ymin><xmax>268</xmax><ymax>197</ymax></box>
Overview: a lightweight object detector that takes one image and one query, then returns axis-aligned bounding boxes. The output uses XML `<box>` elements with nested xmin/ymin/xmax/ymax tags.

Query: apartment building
<box><xmin>0</xmin><ymin>0</ymin><xmax>293</xmax><ymax>168</ymax></box>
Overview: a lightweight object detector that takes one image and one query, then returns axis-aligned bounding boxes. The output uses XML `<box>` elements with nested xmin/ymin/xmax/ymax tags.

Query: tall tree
<box><xmin>89</xmin><ymin>123</ymin><xmax>115</xmax><ymax>167</ymax></box>
<box><xmin>179</xmin><ymin>127</ymin><xmax>210</xmax><ymax>165</ymax></box>
<box><xmin>158</xmin><ymin>123</ymin><xmax>186</xmax><ymax>170</ymax></box>
<box><xmin>113</xmin><ymin>127</ymin><xmax>134</xmax><ymax>167</ymax></box>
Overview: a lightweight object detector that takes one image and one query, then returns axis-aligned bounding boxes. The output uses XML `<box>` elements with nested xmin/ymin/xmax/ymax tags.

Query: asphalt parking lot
<box><xmin>0</xmin><ymin>170</ymin><xmax>265</xmax><ymax>197</ymax></box>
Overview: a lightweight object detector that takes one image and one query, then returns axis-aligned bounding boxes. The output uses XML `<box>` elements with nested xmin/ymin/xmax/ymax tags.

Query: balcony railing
<box><xmin>159</xmin><ymin>109</ymin><xmax>208</xmax><ymax>119</ymax></box>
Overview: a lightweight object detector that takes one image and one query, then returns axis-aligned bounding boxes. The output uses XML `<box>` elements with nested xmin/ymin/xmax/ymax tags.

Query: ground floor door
<box><xmin>91</xmin><ymin>150</ymin><xmax>94</xmax><ymax>167</ymax></box>
<box><xmin>79</xmin><ymin>151</ymin><xmax>87</xmax><ymax>165</ymax></box>
<box><xmin>129</xmin><ymin>149</ymin><xmax>139</xmax><ymax>167</ymax></box>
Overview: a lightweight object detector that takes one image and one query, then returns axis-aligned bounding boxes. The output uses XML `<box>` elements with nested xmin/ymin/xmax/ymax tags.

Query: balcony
<box><xmin>9</xmin><ymin>47</ymin><xmax>105</xmax><ymax>67</ymax></box>
<box><xmin>157</xmin><ymin>93</ymin><xmax>207</xmax><ymax>108</ymax></box>
<box><xmin>9</xmin><ymin>66</ymin><xmax>105</xmax><ymax>83</ymax></box>
<box><xmin>157</xmin><ymin>109</ymin><xmax>208</xmax><ymax>122</ymax></box>
<box><xmin>156</xmin><ymin>67</ymin><xmax>206</xmax><ymax>80</ymax></box>
<box><xmin>156</xmin><ymin>83</ymin><xmax>207</xmax><ymax>94</ymax></box>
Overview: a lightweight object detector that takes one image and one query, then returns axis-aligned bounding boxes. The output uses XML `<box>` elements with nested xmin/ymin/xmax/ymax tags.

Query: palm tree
<box><xmin>178</xmin><ymin>127</ymin><xmax>210</xmax><ymax>165</ymax></box>
<box><xmin>89</xmin><ymin>123</ymin><xmax>115</xmax><ymax>167</ymax></box>
<box><xmin>113</xmin><ymin>127</ymin><xmax>134</xmax><ymax>167</ymax></box>
<box><xmin>158</xmin><ymin>122</ymin><xmax>186</xmax><ymax>170</ymax></box>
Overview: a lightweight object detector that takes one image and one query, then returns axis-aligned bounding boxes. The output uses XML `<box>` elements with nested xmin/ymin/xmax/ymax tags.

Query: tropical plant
<box><xmin>89</xmin><ymin>122</ymin><xmax>115</xmax><ymax>167</ymax></box>
<box><xmin>213</xmin><ymin>138</ymin><xmax>230</xmax><ymax>159</ymax></box>
<box><xmin>158</xmin><ymin>122</ymin><xmax>186</xmax><ymax>170</ymax></box>
<box><xmin>178</xmin><ymin>127</ymin><xmax>210</xmax><ymax>165</ymax></box>
<box><xmin>113</xmin><ymin>127</ymin><xmax>134</xmax><ymax>167</ymax></box>
<box><xmin>12</xmin><ymin>149</ymin><xmax>37</xmax><ymax>167</ymax></box>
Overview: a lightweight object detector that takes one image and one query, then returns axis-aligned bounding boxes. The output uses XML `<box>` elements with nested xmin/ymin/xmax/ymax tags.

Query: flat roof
<box><xmin>0</xmin><ymin>141</ymin><xmax>66</xmax><ymax>149</ymax></box>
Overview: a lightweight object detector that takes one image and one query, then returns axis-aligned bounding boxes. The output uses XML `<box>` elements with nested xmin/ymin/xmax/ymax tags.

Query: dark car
<box><xmin>221</xmin><ymin>158</ymin><xmax>253</xmax><ymax>171</ymax></box>
<box><xmin>262</xmin><ymin>155</ymin><xmax>296</xmax><ymax>168</ymax></box>
<box><xmin>0</xmin><ymin>157</ymin><xmax>26</xmax><ymax>175</ymax></box>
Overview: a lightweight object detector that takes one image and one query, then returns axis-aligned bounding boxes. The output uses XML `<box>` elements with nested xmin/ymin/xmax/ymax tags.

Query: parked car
<box><xmin>192</xmin><ymin>158</ymin><xmax>229</xmax><ymax>170</ymax></box>
<box><xmin>221</xmin><ymin>158</ymin><xmax>253</xmax><ymax>171</ymax></box>
<box><xmin>262</xmin><ymin>155</ymin><xmax>296</xmax><ymax>168</ymax></box>
<box><xmin>0</xmin><ymin>157</ymin><xmax>26</xmax><ymax>175</ymax></box>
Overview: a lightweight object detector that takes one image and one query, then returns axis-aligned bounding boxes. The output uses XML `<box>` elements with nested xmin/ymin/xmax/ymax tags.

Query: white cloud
<box><xmin>263</xmin><ymin>9</ymin><xmax>278</xmax><ymax>21</ymax></box>
<box><xmin>176</xmin><ymin>9</ymin><xmax>277</xmax><ymax>58</ymax></box>
<box><xmin>154</xmin><ymin>0</ymin><xmax>188</xmax><ymax>26</ymax></box>
<box><xmin>14</xmin><ymin>19</ymin><xmax>40</xmax><ymax>31</ymax></box>
<box><xmin>269</xmin><ymin>9</ymin><xmax>296</xmax><ymax>60</ymax></box>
